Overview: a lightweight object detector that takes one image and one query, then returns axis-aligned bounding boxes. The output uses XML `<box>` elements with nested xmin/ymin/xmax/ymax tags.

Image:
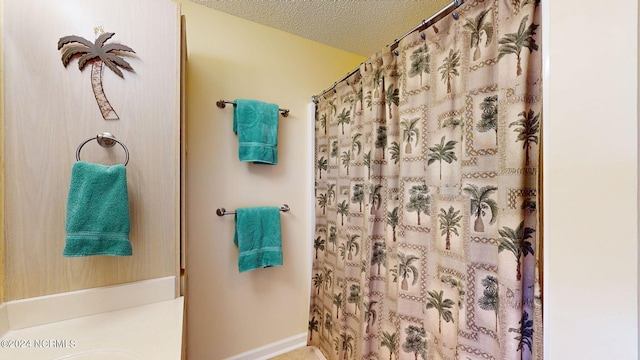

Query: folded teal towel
<box><xmin>233</xmin><ymin>99</ymin><xmax>279</xmax><ymax>164</ymax></box>
<box><xmin>234</xmin><ymin>207</ymin><xmax>283</xmax><ymax>272</ymax></box>
<box><xmin>64</xmin><ymin>161</ymin><xmax>132</xmax><ymax>257</ymax></box>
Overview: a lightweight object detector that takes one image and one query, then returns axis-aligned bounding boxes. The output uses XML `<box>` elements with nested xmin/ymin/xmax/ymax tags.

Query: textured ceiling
<box><xmin>189</xmin><ymin>0</ymin><xmax>452</xmax><ymax>57</ymax></box>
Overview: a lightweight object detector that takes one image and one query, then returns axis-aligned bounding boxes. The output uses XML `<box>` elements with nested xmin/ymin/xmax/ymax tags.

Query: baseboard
<box><xmin>5</xmin><ymin>276</ymin><xmax>176</xmax><ymax>330</ymax></box>
<box><xmin>224</xmin><ymin>333</ymin><xmax>308</xmax><ymax>360</ymax></box>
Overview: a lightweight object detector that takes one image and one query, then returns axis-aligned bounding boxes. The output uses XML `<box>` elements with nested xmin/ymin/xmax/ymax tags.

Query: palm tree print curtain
<box><xmin>309</xmin><ymin>1</ymin><xmax>542</xmax><ymax>359</ymax></box>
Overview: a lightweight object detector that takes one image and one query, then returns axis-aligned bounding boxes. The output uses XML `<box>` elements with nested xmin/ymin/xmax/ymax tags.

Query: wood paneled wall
<box><xmin>2</xmin><ymin>0</ymin><xmax>181</xmax><ymax>300</ymax></box>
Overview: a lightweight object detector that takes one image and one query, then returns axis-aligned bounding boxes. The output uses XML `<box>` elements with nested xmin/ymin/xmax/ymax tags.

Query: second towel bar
<box><xmin>216</xmin><ymin>204</ymin><xmax>290</xmax><ymax>216</ymax></box>
<box><xmin>216</xmin><ymin>99</ymin><xmax>290</xmax><ymax>117</ymax></box>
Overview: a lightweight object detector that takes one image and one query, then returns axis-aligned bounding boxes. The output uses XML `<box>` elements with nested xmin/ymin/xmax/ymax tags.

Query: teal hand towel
<box><xmin>233</xmin><ymin>99</ymin><xmax>279</xmax><ymax>164</ymax></box>
<box><xmin>63</xmin><ymin>161</ymin><xmax>132</xmax><ymax>257</ymax></box>
<box><xmin>234</xmin><ymin>207</ymin><xmax>283</xmax><ymax>272</ymax></box>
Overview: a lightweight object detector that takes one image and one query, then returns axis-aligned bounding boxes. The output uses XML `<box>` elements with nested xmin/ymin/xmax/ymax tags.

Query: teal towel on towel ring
<box><xmin>64</xmin><ymin>161</ymin><xmax>132</xmax><ymax>257</ymax></box>
<box><xmin>233</xmin><ymin>99</ymin><xmax>279</xmax><ymax>164</ymax></box>
<box><xmin>234</xmin><ymin>206</ymin><xmax>283</xmax><ymax>272</ymax></box>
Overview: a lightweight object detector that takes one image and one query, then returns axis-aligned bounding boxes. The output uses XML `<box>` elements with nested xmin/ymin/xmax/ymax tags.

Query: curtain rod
<box><xmin>312</xmin><ymin>0</ymin><xmax>463</xmax><ymax>102</ymax></box>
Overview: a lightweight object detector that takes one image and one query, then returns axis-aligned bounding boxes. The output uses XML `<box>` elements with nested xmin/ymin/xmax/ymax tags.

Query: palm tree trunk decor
<box><xmin>58</xmin><ymin>28</ymin><xmax>136</xmax><ymax>121</ymax></box>
<box><xmin>310</xmin><ymin>2</ymin><xmax>541</xmax><ymax>360</ymax></box>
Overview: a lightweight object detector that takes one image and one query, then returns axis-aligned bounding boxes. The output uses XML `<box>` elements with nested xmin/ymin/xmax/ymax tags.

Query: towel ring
<box><xmin>76</xmin><ymin>132</ymin><xmax>129</xmax><ymax>166</ymax></box>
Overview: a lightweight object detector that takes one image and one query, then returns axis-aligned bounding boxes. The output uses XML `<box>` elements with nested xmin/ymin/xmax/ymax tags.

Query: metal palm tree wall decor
<box><xmin>57</xmin><ymin>28</ymin><xmax>136</xmax><ymax>120</ymax></box>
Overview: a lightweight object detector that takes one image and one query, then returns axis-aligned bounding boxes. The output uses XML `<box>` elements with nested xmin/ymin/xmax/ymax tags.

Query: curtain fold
<box><xmin>310</xmin><ymin>1</ymin><xmax>542</xmax><ymax>359</ymax></box>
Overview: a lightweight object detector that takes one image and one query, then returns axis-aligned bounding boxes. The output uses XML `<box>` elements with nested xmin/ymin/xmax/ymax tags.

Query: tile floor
<box><xmin>269</xmin><ymin>346</ymin><xmax>326</xmax><ymax>360</ymax></box>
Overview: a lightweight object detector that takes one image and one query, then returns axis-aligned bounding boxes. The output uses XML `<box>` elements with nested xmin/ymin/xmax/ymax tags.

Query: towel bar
<box><xmin>76</xmin><ymin>132</ymin><xmax>129</xmax><ymax>166</ymax></box>
<box><xmin>216</xmin><ymin>99</ymin><xmax>290</xmax><ymax>117</ymax></box>
<box><xmin>216</xmin><ymin>204</ymin><xmax>290</xmax><ymax>216</ymax></box>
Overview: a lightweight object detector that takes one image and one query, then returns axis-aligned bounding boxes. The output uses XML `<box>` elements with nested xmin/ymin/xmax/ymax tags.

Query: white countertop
<box><xmin>0</xmin><ymin>297</ymin><xmax>184</xmax><ymax>360</ymax></box>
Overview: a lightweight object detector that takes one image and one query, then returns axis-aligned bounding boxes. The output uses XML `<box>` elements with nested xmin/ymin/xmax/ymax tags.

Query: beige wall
<box><xmin>544</xmin><ymin>0</ymin><xmax>638</xmax><ymax>359</ymax></box>
<box><xmin>2</xmin><ymin>0</ymin><xmax>181</xmax><ymax>300</ymax></box>
<box><xmin>178</xmin><ymin>1</ymin><xmax>365</xmax><ymax>358</ymax></box>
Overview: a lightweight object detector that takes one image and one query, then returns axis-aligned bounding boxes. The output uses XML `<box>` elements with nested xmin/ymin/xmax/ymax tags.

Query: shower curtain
<box><xmin>309</xmin><ymin>0</ymin><xmax>542</xmax><ymax>359</ymax></box>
